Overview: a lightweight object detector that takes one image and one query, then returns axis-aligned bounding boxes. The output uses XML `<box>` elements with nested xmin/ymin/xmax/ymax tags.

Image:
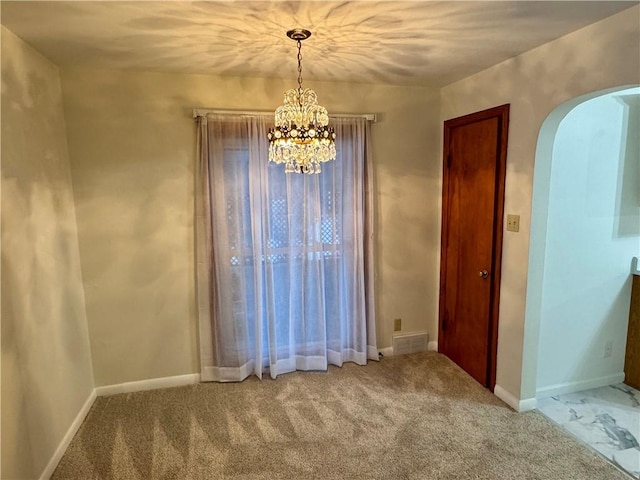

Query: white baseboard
<box><xmin>378</xmin><ymin>346</ymin><xmax>394</xmax><ymax>357</ymax></box>
<box><xmin>378</xmin><ymin>340</ymin><xmax>437</xmax><ymax>358</ymax></box>
<box><xmin>494</xmin><ymin>384</ymin><xmax>537</xmax><ymax>412</ymax></box>
<box><xmin>95</xmin><ymin>373</ymin><xmax>200</xmax><ymax>396</ymax></box>
<box><xmin>40</xmin><ymin>389</ymin><xmax>97</xmax><ymax>480</ymax></box>
<box><xmin>518</xmin><ymin>397</ymin><xmax>538</xmax><ymax>412</ymax></box>
<box><xmin>535</xmin><ymin>372</ymin><xmax>625</xmax><ymax>399</ymax></box>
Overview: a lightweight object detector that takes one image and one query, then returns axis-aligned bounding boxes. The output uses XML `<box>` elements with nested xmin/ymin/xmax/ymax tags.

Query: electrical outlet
<box><xmin>506</xmin><ymin>214</ymin><xmax>520</xmax><ymax>232</ymax></box>
<box><xmin>394</xmin><ymin>318</ymin><xmax>402</xmax><ymax>332</ymax></box>
<box><xmin>604</xmin><ymin>340</ymin><xmax>613</xmax><ymax>358</ymax></box>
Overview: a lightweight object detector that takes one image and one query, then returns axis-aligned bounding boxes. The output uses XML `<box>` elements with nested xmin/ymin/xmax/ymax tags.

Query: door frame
<box><xmin>438</xmin><ymin>104</ymin><xmax>510</xmax><ymax>391</ymax></box>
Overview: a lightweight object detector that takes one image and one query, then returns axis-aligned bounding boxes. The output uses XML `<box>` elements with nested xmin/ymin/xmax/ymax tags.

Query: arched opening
<box><xmin>524</xmin><ymin>85</ymin><xmax>639</xmax><ymax>476</ymax></box>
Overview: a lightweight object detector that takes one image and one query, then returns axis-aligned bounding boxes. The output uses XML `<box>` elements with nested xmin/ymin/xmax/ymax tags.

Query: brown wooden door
<box><xmin>439</xmin><ymin>105</ymin><xmax>509</xmax><ymax>390</ymax></box>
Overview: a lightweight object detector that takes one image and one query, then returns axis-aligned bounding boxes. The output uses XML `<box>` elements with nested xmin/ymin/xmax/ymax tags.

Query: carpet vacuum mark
<box><xmin>53</xmin><ymin>352</ymin><xmax>630</xmax><ymax>479</ymax></box>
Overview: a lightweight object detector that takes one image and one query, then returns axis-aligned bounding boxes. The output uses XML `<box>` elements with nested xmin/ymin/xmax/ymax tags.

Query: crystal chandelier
<box><xmin>268</xmin><ymin>29</ymin><xmax>336</xmax><ymax>174</ymax></box>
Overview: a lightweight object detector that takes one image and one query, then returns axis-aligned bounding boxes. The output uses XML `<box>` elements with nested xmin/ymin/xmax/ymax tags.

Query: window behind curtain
<box><xmin>196</xmin><ymin>114</ymin><xmax>376</xmax><ymax>382</ymax></box>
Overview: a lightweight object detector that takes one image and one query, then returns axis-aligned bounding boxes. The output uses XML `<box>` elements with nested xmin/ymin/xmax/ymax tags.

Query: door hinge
<box><xmin>447</xmin><ymin>153</ymin><xmax>452</xmax><ymax>168</ymax></box>
<box><xmin>442</xmin><ymin>311</ymin><xmax>449</xmax><ymax>331</ymax></box>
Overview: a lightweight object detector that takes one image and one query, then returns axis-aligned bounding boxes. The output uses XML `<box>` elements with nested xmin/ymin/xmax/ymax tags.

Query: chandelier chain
<box><xmin>297</xmin><ymin>40</ymin><xmax>303</xmax><ymax>94</ymax></box>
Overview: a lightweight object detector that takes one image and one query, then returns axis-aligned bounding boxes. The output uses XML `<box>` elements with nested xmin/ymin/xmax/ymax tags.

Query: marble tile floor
<box><xmin>537</xmin><ymin>383</ymin><xmax>640</xmax><ymax>478</ymax></box>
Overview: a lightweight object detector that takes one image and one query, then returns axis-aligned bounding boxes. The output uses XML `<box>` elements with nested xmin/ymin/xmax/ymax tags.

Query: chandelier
<box><xmin>268</xmin><ymin>29</ymin><xmax>336</xmax><ymax>174</ymax></box>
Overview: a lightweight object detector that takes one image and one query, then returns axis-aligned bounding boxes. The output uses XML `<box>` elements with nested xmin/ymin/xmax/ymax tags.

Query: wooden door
<box><xmin>439</xmin><ymin>105</ymin><xmax>509</xmax><ymax>390</ymax></box>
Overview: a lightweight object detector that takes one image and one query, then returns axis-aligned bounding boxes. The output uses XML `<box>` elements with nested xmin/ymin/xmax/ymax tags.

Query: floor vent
<box><xmin>392</xmin><ymin>332</ymin><xmax>429</xmax><ymax>356</ymax></box>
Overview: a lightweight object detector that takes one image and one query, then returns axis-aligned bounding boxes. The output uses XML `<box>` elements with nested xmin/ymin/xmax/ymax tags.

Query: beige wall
<box><xmin>60</xmin><ymin>68</ymin><xmax>440</xmax><ymax>386</ymax></box>
<box><xmin>1</xmin><ymin>26</ymin><xmax>95</xmax><ymax>479</ymax></box>
<box><xmin>440</xmin><ymin>6</ymin><xmax>640</xmax><ymax>403</ymax></box>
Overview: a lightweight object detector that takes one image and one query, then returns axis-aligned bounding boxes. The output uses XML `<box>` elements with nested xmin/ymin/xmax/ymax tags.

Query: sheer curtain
<box><xmin>196</xmin><ymin>113</ymin><xmax>376</xmax><ymax>382</ymax></box>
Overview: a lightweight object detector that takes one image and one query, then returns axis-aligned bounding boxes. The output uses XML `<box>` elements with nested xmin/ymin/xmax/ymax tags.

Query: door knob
<box><xmin>479</xmin><ymin>270</ymin><xmax>489</xmax><ymax>279</ymax></box>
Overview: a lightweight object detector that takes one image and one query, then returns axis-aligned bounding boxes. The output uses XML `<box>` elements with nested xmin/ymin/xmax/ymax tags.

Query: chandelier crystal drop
<box><xmin>268</xmin><ymin>29</ymin><xmax>336</xmax><ymax>174</ymax></box>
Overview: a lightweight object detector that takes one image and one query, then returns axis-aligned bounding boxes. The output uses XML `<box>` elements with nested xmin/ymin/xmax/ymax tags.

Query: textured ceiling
<box><xmin>2</xmin><ymin>1</ymin><xmax>637</xmax><ymax>86</ymax></box>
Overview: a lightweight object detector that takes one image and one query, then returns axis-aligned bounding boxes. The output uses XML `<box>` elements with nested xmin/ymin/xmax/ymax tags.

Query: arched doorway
<box><xmin>525</xmin><ymin>85</ymin><xmax>639</xmax><ymax>477</ymax></box>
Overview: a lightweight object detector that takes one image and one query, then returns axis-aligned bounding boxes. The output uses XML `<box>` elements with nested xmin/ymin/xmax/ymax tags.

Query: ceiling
<box><xmin>2</xmin><ymin>1</ymin><xmax>637</xmax><ymax>86</ymax></box>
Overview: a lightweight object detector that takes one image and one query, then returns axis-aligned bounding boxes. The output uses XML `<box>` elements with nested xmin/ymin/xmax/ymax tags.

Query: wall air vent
<box><xmin>392</xmin><ymin>332</ymin><xmax>429</xmax><ymax>356</ymax></box>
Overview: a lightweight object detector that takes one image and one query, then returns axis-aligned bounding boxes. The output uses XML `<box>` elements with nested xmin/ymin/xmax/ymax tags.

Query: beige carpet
<box><xmin>53</xmin><ymin>352</ymin><xmax>628</xmax><ymax>479</ymax></box>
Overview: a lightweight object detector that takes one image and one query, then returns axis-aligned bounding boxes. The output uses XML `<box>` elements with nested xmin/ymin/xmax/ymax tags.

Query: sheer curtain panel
<box><xmin>196</xmin><ymin>113</ymin><xmax>376</xmax><ymax>382</ymax></box>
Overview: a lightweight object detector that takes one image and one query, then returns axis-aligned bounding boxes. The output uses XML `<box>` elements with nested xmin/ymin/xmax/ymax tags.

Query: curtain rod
<box><xmin>193</xmin><ymin>108</ymin><xmax>377</xmax><ymax>123</ymax></box>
